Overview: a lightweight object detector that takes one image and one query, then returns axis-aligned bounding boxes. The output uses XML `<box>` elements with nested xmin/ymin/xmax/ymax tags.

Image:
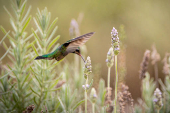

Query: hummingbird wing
<box><xmin>63</xmin><ymin>32</ymin><xmax>95</xmax><ymax>53</ymax></box>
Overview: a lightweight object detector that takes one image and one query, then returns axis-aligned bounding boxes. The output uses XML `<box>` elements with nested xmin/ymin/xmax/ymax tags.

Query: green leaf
<box><xmin>47</xmin><ymin>26</ymin><xmax>58</xmax><ymax>44</ymax></box>
<box><xmin>49</xmin><ymin>79</ymin><xmax>59</xmax><ymax>89</ymax></box>
<box><xmin>37</xmin><ymin>8</ymin><xmax>41</xmax><ymax>19</ymax></box>
<box><xmin>47</xmin><ymin>35</ymin><xmax>60</xmax><ymax>52</ymax></box>
<box><xmin>73</xmin><ymin>99</ymin><xmax>85</xmax><ymax>111</ymax></box>
<box><xmin>46</xmin><ymin>12</ymin><xmax>51</xmax><ymax>30</ymax></box>
<box><xmin>19</xmin><ymin>0</ymin><xmax>27</xmax><ymax>20</ymax></box>
<box><xmin>21</xmin><ymin>6</ymin><xmax>32</xmax><ymax>25</ymax></box>
<box><xmin>58</xmin><ymin>96</ymin><xmax>66</xmax><ymax>112</ymax></box>
<box><xmin>33</xmin><ymin>96</ymin><xmax>38</xmax><ymax>105</ymax></box>
<box><xmin>31</xmin><ymin>44</ymin><xmax>39</xmax><ymax>56</ymax></box>
<box><xmin>0</xmin><ymin>47</ymin><xmax>11</xmax><ymax>61</ymax></box>
<box><xmin>26</xmin><ymin>40</ymin><xmax>36</xmax><ymax>48</ymax></box>
<box><xmin>10</xmin><ymin>39</ymin><xmax>16</xmax><ymax>48</ymax></box>
<box><xmin>32</xmin><ymin>29</ymin><xmax>42</xmax><ymax>51</ymax></box>
<box><xmin>6</xmin><ymin>65</ymin><xmax>16</xmax><ymax>78</ymax></box>
<box><xmin>30</xmin><ymin>87</ymin><xmax>40</xmax><ymax>97</ymax></box>
<box><xmin>24</xmin><ymin>29</ymin><xmax>37</xmax><ymax>42</ymax></box>
<box><xmin>21</xmin><ymin>73</ymin><xmax>30</xmax><ymax>89</ymax></box>
<box><xmin>55</xmin><ymin>102</ymin><xmax>60</xmax><ymax>110</ymax></box>
<box><xmin>33</xmin><ymin>17</ymin><xmax>43</xmax><ymax>36</ymax></box>
<box><xmin>10</xmin><ymin>19</ymin><xmax>17</xmax><ymax>32</ymax></box>
<box><xmin>25</xmin><ymin>92</ymin><xmax>32</xmax><ymax>98</ymax></box>
<box><xmin>0</xmin><ymin>26</ymin><xmax>16</xmax><ymax>44</ymax></box>
<box><xmin>102</xmin><ymin>90</ymin><xmax>106</xmax><ymax>106</ymax></box>
<box><xmin>30</xmin><ymin>67</ymin><xmax>42</xmax><ymax>87</ymax></box>
<box><xmin>43</xmin><ymin>87</ymin><xmax>61</xmax><ymax>92</ymax></box>
<box><xmin>32</xmin><ymin>29</ymin><xmax>42</xmax><ymax>50</ymax></box>
<box><xmin>0</xmin><ymin>31</ymin><xmax>10</xmax><ymax>44</ymax></box>
<box><xmin>21</xmin><ymin>16</ymin><xmax>31</xmax><ymax>35</ymax></box>
<box><xmin>47</xmin><ymin>17</ymin><xmax>58</xmax><ymax>37</ymax></box>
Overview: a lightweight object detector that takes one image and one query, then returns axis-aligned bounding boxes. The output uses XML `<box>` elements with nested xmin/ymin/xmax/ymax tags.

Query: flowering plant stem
<box><xmin>114</xmin><ymin>55</ymin><xmax>118</xmax><ymax>113</ymax></box>
<box><xmin>107</xmin><ymin>67</ymin><xmax>111</xmax><ymax>89</ymax></box>
<box><xmin>107</xmin><ymin>67</ymin><xmax>111</xmax><ymax>96</ymax></box>
<box><xmin>85</xmin><ymin>76</ymin><xmax>88</xmax><ymax>113</ymax></box>
<box><xmin>92</xmin><ymin>103</ymin><xmax>95</xmax><ymax>113</ymax></box>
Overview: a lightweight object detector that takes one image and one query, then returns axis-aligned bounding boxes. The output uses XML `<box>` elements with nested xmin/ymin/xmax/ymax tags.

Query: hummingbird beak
<box><xmin>78</xmin><ymin>53</ymin><xmax>85</xmax><ymax>62</ymax></box>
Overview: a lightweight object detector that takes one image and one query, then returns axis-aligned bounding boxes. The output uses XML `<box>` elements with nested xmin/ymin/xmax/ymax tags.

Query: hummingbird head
<box><xmin>73</xmin><ymin>48</ymin><xmax>85</xmax><ymax>62</ymax></box>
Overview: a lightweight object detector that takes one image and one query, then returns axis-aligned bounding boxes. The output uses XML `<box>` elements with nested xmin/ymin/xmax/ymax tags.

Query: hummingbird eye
<box><xmin>76</xmin><ymin>49</ymin><xmax>80</xmax><ymax>53</ymax></box>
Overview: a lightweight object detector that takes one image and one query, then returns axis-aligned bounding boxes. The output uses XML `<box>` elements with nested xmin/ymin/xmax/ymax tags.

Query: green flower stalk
<box><xmin>90</xmin><ymin>88</ymin><xmax>97</xmax><ymax>113</ymax></box>
<box><xmin>111</xmin><ymin>27</ymin><xmax>120</xmax><ymax>113</ymax></box>
<box><xmin>83</xmin><ymin>56</ymin><xmax>92</xmax><ymax>113</ymax></box>
<box><xmin>153</xmin><ymin>88</ymin><xmax>163</xmax><ymax>113</ymax></box>
<box><xmin>106</xmin><ymin>47</ymin><xmax>114</xmax><ymax>112</ymax></box>
<box><xmin>106</xmin><ymin>47</ymin><xmax>114</xmax><ymax>91</ymax></box>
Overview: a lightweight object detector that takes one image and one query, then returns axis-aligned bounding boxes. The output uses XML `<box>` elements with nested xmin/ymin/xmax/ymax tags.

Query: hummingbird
<box><xmin>34</xmin><ymin>32</ymin><xmax>95</xmax><ymax>62</ymax></box>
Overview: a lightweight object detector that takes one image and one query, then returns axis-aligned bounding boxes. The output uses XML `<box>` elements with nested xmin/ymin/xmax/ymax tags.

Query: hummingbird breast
<box><xmin>55</xmin><ymin>51</ymin><xmax>68</xmax><ymax>61</ymax></box>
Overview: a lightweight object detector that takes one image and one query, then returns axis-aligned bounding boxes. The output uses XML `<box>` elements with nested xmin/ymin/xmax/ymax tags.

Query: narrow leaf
<box><xmin>0</xmin><ymin>69</ymin><xmax>13</xmax><ymax>80</ymax></box>
<box><xmin>21</xmin><ymin>73</ymin><xmax>30</xmax><ymax>89</ymax></box>
<box><xmin>30</xmin><ymin>87</ymin><xmax>40</xmax><ymax>97</ymax></box>
<box><xmin>21</xmin><ymin>16</ymin><xmax>31</xmax><ymax>35</ymax></box>
<box><xmin>0</xmin><ymin>26</ymin><xmax>16</xmax><ymax>43</ymax></box>
<box><xmin>32</xmin><ymin>28</ymin><xmax>41</xmax><ymax>43</ymax></box>
<box><xmin>31</xmin><ymin>44</ymin><xmax>39</xmax><ymax>56</ymax></box>
<box><xmin>10</xmin><ymin>19</ymin><xmax>17</xmax><ymax>32</ymax></box>
<box><xmin>49</xmin><ymin>79</ymin><xmax>59</xmax><ymax>89</ymax></box>
<box><xmin>0</xmin><ymin>31</ymin><xmax>10</xmax><ymax>44</ymax></box>
<box><xmin>30</xmin><ymin>67</ymin><xmax>42</xmax><ymax>87</ymax></box>
<box><xmin>47</xmin><ymin>17</ymin><xmax>58</xmax><ymax>37</ymax></box>
<box><xmin>47</xmin><ymin>35</ymin><xmax>60</xmax><ymax>52</ymax></box>
<box><xmin>47</xmin><ymin>26</ymin><xmax>58</xmax><ymax>44</ymax></box>
<box><xmin>24</xmin><ymin>29</ymin><xmax>38</xmax><ymax>42</ymax></box>
<box><xmin>19</xmin><ymin>0</ymin><xmax>27</xmax><ymax>20</ymax></box>
<box><xmin>43</xmin><ymin>87</ymin><xmax>61</xmax><ymax>92</ymax></box>
<box><xmin>33</xmin><ymin>17</ymin><xmax>43</xmax><ymax>36</ymax></box>
<box><xmin>73</xmin><ymin>99</ymin><xmax>85</xmax><ymax>111</ymax></box>
<box><xmin>25</xmin><ymin>92</ymin><xmax>32</xmax><ymax>98</ymax></box>
<box><xmin>0</xmin><ymin>47</ymin><xmax>11</xmax><ymax>61</ymax></box>
<box><xmin>21</xmin><ymin>6</ymin><xmax>32</xmax><ymax>25</ymax></box>
<box><xmin>2</xmin><ymin>42</ymin><xmax>8</xmax><ymax>50</ymax></box>
<box><xmin>33</xmin><ymin>97</ymin><xmax>38</xmax><ymax>105</ymax></box>
<box><xmin>58</xmin><ymin>96</ymin><xmax>66</xmax><ymax>112</ymax></box>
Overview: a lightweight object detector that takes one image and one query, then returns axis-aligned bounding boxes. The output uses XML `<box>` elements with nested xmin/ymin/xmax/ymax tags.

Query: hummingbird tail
<box><xmin>34</xmin><ymin>55</ymin><xmax>53</xmax><ymax>60</ymax></box>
